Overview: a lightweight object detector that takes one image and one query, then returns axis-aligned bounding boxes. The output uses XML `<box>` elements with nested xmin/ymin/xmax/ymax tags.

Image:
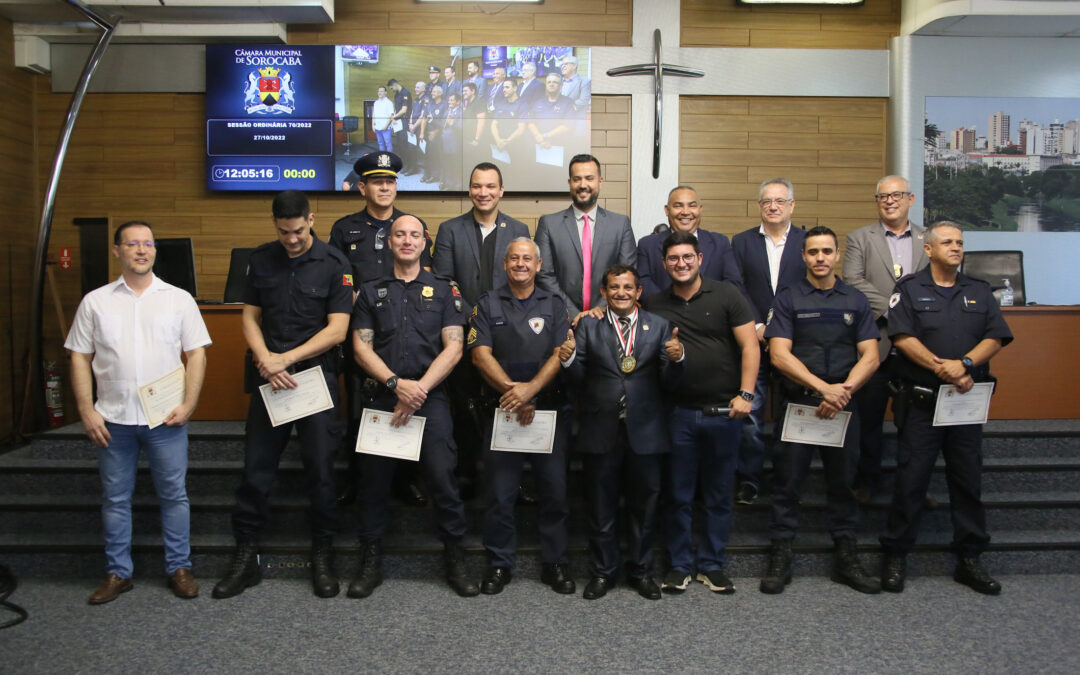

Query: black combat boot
<box><xmin>212</xmin><ymin>539</ymin><xmax>261</xmax><ymax>599</ymax></box>
<box><xmin>444</xmin><ymin>542</ymin><xmax>480</xmax><ymax>597</ymax></box>
<box><xmin>311</xmin><ymin>535</ymin><xmax>340</xmax><ymax>598</ymax></box>
<box><xmin>759</xmin><ymin>540</ymin><xmax>794</xmax><ymax>594</ymax></box>
<box><xmin>347</xmin><ymin>540</ymin><xmax>383</xmax><ymax>598</ymax></box>
<box><xmin>831</xmin><ymin>537</ymin><xmax>881</xmax><ymax>594</ymax></box>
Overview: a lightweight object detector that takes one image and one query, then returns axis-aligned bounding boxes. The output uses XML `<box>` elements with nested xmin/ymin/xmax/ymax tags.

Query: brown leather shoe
<box><xmin>168</xmin><ymin>568</ymin><xmax>199</xmax><ymax>599</ymax></box>
<box><xmin>88</xmin><ymin>573</ymin><xmax>133</xmax><ymax>605</ymax></box>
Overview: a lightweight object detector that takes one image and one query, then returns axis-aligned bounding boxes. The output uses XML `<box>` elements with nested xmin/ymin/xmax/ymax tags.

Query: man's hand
<box><xmin>932</xmin><ymin>356</ymin><xmax>967</xmax><ymax>384</ymax></box>
<box><xmin>756</xmin><ymin>324</ymin><xmax>767</xmax><ymax>344</ymax></box>
<box><xmin>515</xmin><ymin>402</ymin><xmax>536</xmax><ymax>426</ymax></box>
<box><xmin>390</xmin><ymin>400</ymin><xmax>418</xmax><ymax>427</ymax></box>
<box><xmin>665</xmin><ymin>326</ymin><xmax>683</xmax><ymax>361</ymax></box>
<box><xmin>819</xmin><ymin>382</ymin><xmax>853</xmax><ymax>410</ymax></box>
<box><xmin>559</xmin><ymin>329</ymin><xmax>576</xmax><ymax>362</ymax></box>
<box><xmin>954</xmin><ymin>374</ymin><xmax>975</xmax><ymax>394</ymax></box>
<box><xmin>394</xmin><ymin>378</ymin><xmax>428</xmax><ymax>410</ymax></box>
<box><xmin>256</xmin><ymin>352</ymin><xmax>297</xmax><ymax>390</ymax></box>
<box><xmin>572</xmin><ymin>307</ymin><xmax>605</xmax><ymax>328</ymax></box>
<box><xmin>816</xmin><ymin>400</ymin><xmax>841</xmax><ymax>420</ymax></box>
<box><xmin>500</xmin><ymin>381</ymin><xmax>536</xmax><ymax>412</ymax></box>
<box><xmin>163</xmin><ymin>402</ymin><xmax>195</xmax><ymax>427</ymax></box>
<box><xmin>728</xmin><ymin>396</ymin><xmax>752</xmax><ymax>419</ymax></box>
<box><xmin>80</xmin><ymin>408</ymin><xmax>112</xmax><ymax>448</ymax></box>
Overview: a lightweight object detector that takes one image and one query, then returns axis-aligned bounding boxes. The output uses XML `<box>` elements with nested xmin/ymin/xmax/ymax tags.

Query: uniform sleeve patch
<box><xmin>467</xmin><ymin>326</ymin><xmax>477</xmax><ymax>345</ymax></box>
<box><xmin>766</xmin><ymin>308</ymin><xmax>773</xmax><ymax>326</ymax></box>
<box><xmin>343</xmin><ymin>274</ymin><xmax>353</xmax><ymax>287</ymax></box>
<box><xmin>889</xmin><ymin>292</ymin><xmax>901</xmax><ymax>309</ymax></box>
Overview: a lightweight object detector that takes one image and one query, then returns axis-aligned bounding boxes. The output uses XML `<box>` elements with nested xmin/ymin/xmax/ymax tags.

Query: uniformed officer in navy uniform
<box><xmin>759</xmin><ymin>225</ymin><xmax>882</xmax><ymax>595</ymax></box>
<box><xmin>213</xmin><ymin>190</ymin><xmax>352</xmax><ymax>600</ymax></box>
<box><xmin>348</xmin><ymin>214</ymin><xmax>479</xmax><ymax>599</ymax></box>
<box><xmin>468</xmin><ymin>237</ymin><xmax>575</xmax><ymax>595</ymax></box>
<box><xmin>880</xmin><ymin>220</ymin><xmax>1013</xmax><ymax>595</ymax></box>
<box><xmin>329</xmin><ymin>151</ymin><xmax>431</xmax><ymax>508</ymax></box>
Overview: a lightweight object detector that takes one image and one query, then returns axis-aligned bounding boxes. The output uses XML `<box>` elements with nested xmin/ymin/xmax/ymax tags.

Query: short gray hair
<box><xmin>926</xmin><ymin>220</ymin><xmax>962</xmax><ymax>244</ymax></box>
<box><xmin>759</xmin><ymin>178</ymin><xmax>794</xmax><ymax>201</ymax></box>
<box><xmin>504</xmin><ymin>236</ymin><xmax>540</xmax><ymax>259</ymax></box>
<box><xmin>875</xmin><ymin>175</ymin><xmax>910</xmax><ymax>193</ymax></box>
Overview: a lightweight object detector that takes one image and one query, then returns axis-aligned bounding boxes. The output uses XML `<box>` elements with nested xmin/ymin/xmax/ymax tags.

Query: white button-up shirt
<box><xmin>758</xmin><ymin>222</ymin><xmax>791</xmax><ymax>293</ymax></box>
<box><xmin>65</xmin><ymin>274</ymin><xmax>212</xmax><ymax>425</ymax></box>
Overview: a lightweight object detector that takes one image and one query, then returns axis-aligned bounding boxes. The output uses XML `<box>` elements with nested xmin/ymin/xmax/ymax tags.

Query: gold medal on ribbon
<box><xmin>893</xmin><ymin>262</ymin><xmax>903</xmax><ymax>279</ymax></box>
<box><xmin>620</xmin><ymin>355</ymin><xmax>636</xmax><ymax>373</ymax></box>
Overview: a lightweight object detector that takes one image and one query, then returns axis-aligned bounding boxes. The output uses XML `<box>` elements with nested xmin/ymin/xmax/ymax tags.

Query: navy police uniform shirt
<box><xmin>242</xmin><ymin>235</ymin><xmax>353</xmax><ymax>354</ymax></box>
<box><xmin>887</xmin><ymin>267</ymin><xmax>1013</xmax><ymax>387</ymax></box>
<box><xmin>468</xmin><ymin>286</ymin><xmax>570</xmax><ymax>386</ymax></box>
<box><xmin>328</xmin><ymin>207</ymin><xmax>433</xmax><ymax>285</ymax></box>
<box><xmin>352</xmin><ymin>270</ymin><xmax>467</xmax><ymax>380</ymax></box>
<box><xmin>765</xmin><ymin>277</ymin><xmax>878</xmax><ymax>384</ymax></box>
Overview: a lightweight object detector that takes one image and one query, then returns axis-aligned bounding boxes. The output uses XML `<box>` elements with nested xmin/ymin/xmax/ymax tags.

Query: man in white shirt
<box><xmin>66</xmin><ymin>220</ymin><xmax>211</xmax><ymax>605</ymax></box>
<box><xmin>372</xmin><ymin>86</ymin><xmax>396</xmax><ymax>152</ymax></box>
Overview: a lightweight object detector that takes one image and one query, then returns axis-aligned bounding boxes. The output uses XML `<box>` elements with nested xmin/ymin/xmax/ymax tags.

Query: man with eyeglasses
<box><xmin>731</xmin><ymin>179</ymin><xmax>806</xmax><ymax>506</ymax></box>
<box><xmin>636</xmin><ymin>185</ymin><xmax>744</xmax><ymax>297</ymax></box>
<box><xmin>842</xmin><ymin>176</ymin><xmax>927</xmax><ymax>504</ymax></box>
<box><xmin>67</xmin><ymin>221</ymin><xmax>211</xmax><ymax>604</ymax></box>
<box><xmin>644</xmin><ymin>231</ymin><xmax>758</xmax><ymax>595</ymax></box>
<box><xmin>329</xmin><ymin>151</ymin><xmax>434</xmax><ymax>510</ymax></box>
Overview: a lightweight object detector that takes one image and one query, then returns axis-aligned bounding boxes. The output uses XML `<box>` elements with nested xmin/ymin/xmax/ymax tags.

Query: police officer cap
<box><xmin>353</xmin><ymin>151</ymin><xmax>402</xmax><ymax>181</ymax></box>
<box><xmin>428</xmin><ymin>65</ymin><xmax>440</xmax><ymax>73</ymax></box>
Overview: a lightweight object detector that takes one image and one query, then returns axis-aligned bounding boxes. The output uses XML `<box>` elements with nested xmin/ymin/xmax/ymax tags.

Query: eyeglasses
<box><xmin>758</xmin><ymin>198</ymin><xmax>792</xmax><ymax>207</ymax></box>
<box><xmin>875</xmin><ymin>191</ymin><xmax>911</xmax><ymax>203</ymax></box>
<box><xmin>120</xmin><ymin>241</ymin><xmax>155</xmax><ymax>249</ymax></box>
<box><xmin>664</xmin><ymin>253</ymin><xmax>698</xmax><ymax>265</ymax></box>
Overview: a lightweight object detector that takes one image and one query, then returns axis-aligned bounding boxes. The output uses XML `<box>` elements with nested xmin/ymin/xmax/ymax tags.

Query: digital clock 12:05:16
<box><xmin>212</xmin><ymin>166</ymin><xmax>279</xmax><ymax>181</ymax></box>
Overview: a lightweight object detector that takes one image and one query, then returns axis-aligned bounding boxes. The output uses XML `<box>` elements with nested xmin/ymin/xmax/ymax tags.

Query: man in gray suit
<box><xmin>559</xmin><ymin>55</ymin><xmax>591</xmax><ymax>108</ymax></box>
<box><xmin>842</xmin><ymin>175</ymin><xmax>928</xmax><ymax>502</ymax></box>
<box><xmin>535</xmin><ymin>153</ymin><xmax>637</xmax><ymax>325</ymax></box>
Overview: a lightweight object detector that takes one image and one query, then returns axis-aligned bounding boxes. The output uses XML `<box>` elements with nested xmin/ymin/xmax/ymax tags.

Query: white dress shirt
<box><xmin>65</xmin><ymin>274</ymin><xmax>212</xmax><ymax>425</ymax></box>
<box><xmin>758</xmin><ymin>222</ymin><xmax>791</xmax><ymax>293</ymax></box>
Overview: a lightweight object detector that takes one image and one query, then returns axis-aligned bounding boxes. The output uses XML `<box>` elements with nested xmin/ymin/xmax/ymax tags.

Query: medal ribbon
<box><xmin>610</xmin><ymin>310</ymin><xmax>637</xmax><ymax>359</ymax></box>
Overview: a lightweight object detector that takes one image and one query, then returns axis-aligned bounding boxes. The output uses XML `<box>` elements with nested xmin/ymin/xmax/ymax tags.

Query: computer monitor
<box><xmin>153</xmin><ymin>237</ymin><xmax>198</xmax><ymax>298</ymax></box>
<box><xmin>961</xmin><ymin>250</ymin><xmax>1025</xmax><ymax>306</ymax></box>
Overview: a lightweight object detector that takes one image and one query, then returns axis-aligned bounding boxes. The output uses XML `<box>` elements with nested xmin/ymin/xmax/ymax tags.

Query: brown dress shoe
<box><xmin>88</xmin><ymin>573</ymin><xmax>133</xmax><ymax>605</ymax></box>
<box><xmin>169</xmin><ymin>568</ymin><xmax>199</xmax><ymax>599</ymax></box>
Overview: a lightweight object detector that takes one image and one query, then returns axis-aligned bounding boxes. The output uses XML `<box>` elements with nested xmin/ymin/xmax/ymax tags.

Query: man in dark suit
<box><xmin>842</xmin><ymin>175</ymin><xmax>928</xmax><ymax>502</ymax></box>
<box><xmin>561</xmin><ymin>264</ymin><xmax>683</xmax><ymax>600</ymax></box>
<box><xmin>637</xmin><ymin>185</ymin><xmax>744</xmax><ymax>297</ymax></box>
<box><xmin>535</xmin><ymin>153</ymin><xmax>637</xmax><ymax>324</ymax></box>
<box><xmin>516</xmin><ymin>61</ymin><xmax>543</xmax><ymax>110</ymax></box>
<box><xmin>434</xmin><ymin>163</ymin><xmax>531</xmax><ymax>498</ymax></box>
<box><xmin>730</xmin><ymin>178</ymin><xmax>806</xmax><ymax>505</ymax></box>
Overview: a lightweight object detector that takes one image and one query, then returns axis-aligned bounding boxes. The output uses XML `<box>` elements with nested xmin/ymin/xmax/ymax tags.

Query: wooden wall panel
<box><xmin>679</xmin><ymin>96</ymin><xmax>887</xmax><ymax>252</ymax></box>
<box><xmin>0</xmin><ymin>18</ymin><xmax>38</xmax><ymax>443</ymax></box>
<box><xmin>682</xmin><ymin>0</ymin><xmax>900</xmax><ymax>50</ymax></box>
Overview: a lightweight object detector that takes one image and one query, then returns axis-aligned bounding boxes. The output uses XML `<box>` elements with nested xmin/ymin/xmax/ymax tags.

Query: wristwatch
<box><xmin>738</xmin><ymin>389</ymin><xmax>755</xmax><ymax>402</ymax></box>
<box><xmin>384</xmin><ymin>375</ymin><xmax>399</xmax><ymax>392</ymax></box>
<box><xmin>960</xmin><ymin>356</ymin><xmax>974</xmax><ymax>374</ymax></box>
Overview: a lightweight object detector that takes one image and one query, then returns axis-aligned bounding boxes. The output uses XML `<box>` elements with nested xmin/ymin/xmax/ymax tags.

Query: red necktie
<box><xmin>581</xmin><ymin>214</ymin><xmax>592</xmax><ymax>311</ymax></box>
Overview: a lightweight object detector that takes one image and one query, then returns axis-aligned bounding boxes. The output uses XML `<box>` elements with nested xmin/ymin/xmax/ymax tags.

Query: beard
<box><xmin>572</xmin><ymin>189</ymin><xmax>598</xmax><ymax>211</ymax></box>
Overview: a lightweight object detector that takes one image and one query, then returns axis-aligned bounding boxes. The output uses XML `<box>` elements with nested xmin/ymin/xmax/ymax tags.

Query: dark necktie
<box><xmin>617</xmin><ymin>317</ymin><xmax>630</xmax><ymax>417</ymax></box>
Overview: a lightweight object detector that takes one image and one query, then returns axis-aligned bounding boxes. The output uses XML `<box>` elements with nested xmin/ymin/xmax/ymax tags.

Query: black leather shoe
<box><xmin>954</xmin><ymin>556</ymin><xmax>1002</xmax><ymax>595</ymax></box>
<box><xmin>760</xmin><ymin>540</ymin><xmax>793</xmax><ymax>595</ymax></box>
<box><xmin>444</xmin><ymin>543</ymin><xmax>480</xmax><ymax>597</ymax></box>
<box><xmin>627</xmin><ymin>576</ymin><xmax>662</xmax><ymax>600</ymax></box>
<box><xmin>347</xmin><ymin>541</ymin><xmax>382</xmax><ymax>599</ymax></box>
<box><xmin>540</xmin><ymin>563</ymin><xmax>576</xmax><ymax>594</ymax></box>
<box><xmin>480</xmin><ymin>567</ymin><xmax>512</xmax><ymax>595</ymax></box>
<box><xmin>831</xmin><ymin>538</ymin><xmax>881</xmax><ymax>594</ymax></box>
<box><xmin>881</xmin><ymin>553</ymin><xmax>906</xmax><ymax>593</ymax></box>
<box><xmin>735</xmin><ymin>481</ymin><xmax>759</xmax><ymax>506</ymax></box>
<box><xmin>582</xmin><ymin>576</ymin><xmax>615</xmax><ymax>600</ymax></box>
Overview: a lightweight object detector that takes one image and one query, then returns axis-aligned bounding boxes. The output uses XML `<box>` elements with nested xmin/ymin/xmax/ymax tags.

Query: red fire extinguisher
<box><xmin>44</xmin><ymin>361</ymin><xmax>66</xmax><ymax>428</ymax></box>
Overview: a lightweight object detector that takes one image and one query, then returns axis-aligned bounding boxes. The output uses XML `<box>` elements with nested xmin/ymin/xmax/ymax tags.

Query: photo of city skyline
<box><xmin>924</xmin><ymin>96</ymin><xmax>1080</xmax><ymax>233</ymax></box>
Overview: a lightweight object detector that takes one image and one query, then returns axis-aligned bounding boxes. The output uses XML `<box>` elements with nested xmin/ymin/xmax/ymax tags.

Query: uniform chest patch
<box><xmin>889</xmin><ymin>292</ymin><xmax>901</xmax><ymax>309</ymax></box>
<box><xmin>421</xmin><ymin>286</ymin><xmax>434</xmax><ymax>298</ymax></box>
<box><xmin>529</xmin><ymin>317</ymin><xmax>545</xmax><ymax>334</ymax></box>
<box><xmin>843</xmin><ymin>312</ymin><xmax>854</xmax><ymax>325</ymax></box>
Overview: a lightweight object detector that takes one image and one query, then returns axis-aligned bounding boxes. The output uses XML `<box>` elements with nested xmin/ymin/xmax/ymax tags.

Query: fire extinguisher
<box><xmin>44</xmin><ymin>361</ymin><xmax>66</xmax><ymax>428</ymax></box>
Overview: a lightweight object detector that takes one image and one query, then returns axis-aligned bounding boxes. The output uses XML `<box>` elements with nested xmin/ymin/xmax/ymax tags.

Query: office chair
<box><xmin>223</xmin><ymin>248</ymin><xmax>256</xmax><ymax>304</ymax></box>
<box><xmin>342</xmin><ymin>116</ymin><xmax>360</xmax><ymax>157</ymax></box>
<box><xmin>961</xmin><ymin>250</ymin><xmax>1025</xmax><ymax>306</ymax></box>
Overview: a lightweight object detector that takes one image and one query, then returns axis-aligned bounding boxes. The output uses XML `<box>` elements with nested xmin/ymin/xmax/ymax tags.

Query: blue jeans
<box><xmin>666</xmin><ymin>407</ymin><xmax>743</xmax><ymax>573</ymax></box>
<box><xmin>376</xmin><ymin>128</ymin><xmax>393</xmax><ymax>152</ymax></box>
<box><xmin>737</xmin><ymin>357</ymin><xmax>770</xmax><ymax>487</ymax></box>
<box><xmin>100</xmin><ymin>422</ymin><xmax>191</xmax><ymax>577</ymax></box>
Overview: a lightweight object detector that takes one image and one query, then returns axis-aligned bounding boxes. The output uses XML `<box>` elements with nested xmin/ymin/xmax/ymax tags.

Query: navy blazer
<box><xmin>564</xmin><ymin>311</ymin><xmax>681</xmax><ymax>456</ymax></box>
<box><xmin>731</xmin><ymin>224</ymin><xmax>806</xmax><ymax>324</ymax></box>
<box><xmin>432</xmin><ymin>210</ymin><xmax>531</xmax><ymax>307</ymax></box>
<box><xmin>637</xmin><ymin>228</ymin><xmax>744</xmax><ymax>297</ymax></box>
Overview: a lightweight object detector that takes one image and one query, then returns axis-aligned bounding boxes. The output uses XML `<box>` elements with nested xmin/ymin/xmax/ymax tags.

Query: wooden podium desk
<box><xmin>195</xmin><ymin>304</ymin><xmax>1079</xmax><ymax>421</ymax></box>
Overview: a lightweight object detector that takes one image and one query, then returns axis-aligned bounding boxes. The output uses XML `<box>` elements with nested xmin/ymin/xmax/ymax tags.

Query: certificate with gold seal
<box><xmin>258</xmin><ymin>366</ymin><xmax>335</xmax><ymax>427</ymax></box>
<box><xmin>490</xmin><ymin>409</ymin><xmax>557</xmax><ymax>454</ymax></box>
<box><xmin>355</xmin><ymin>408</ymin><xmax>425</xmax><ymax>461</ymax></box>
<box><xmin>779</xmin><ymin>403</ymin><xmax>852</xmax><ymax>448</ymax></box>
<box><xmin>138</xmin><ymin>365</ymin><xmax>186</xmax><ymax>430</ymax></box>
<box><xmin>933</xmin><ymin>382</ymin><xmax>994</xmax><ymax>426</ymax></box>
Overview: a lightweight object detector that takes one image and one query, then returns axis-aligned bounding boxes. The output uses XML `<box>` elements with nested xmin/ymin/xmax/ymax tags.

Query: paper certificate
<box><xmin>779</xmin><ymin>403</ymin><xmax>852</xmax><ymax>448</ymax></box>
<box><xmin>407</xmin><ymin>131</ymin><xmax>418</xmax><ymax>146</ymax></box>
<box><xmin>933</xmin><ymin>382</ymin><xmax>995</xmax><ymax>426</ymax></box>
<box><xmin>490</xmin><ymin>409</ymin><xmax>557</xmax><ymax>454</ymax></box>
<box><xmin>490</xmin><ymin>144</ymin><xmax>511</xmax><ymax>164</ymax></box>
<box><xmin>355</xmin><ymin>408</ymin><xmax>425</xmax><ymax>461</ymax></box>
<box><xmin>138</xmin><ymin>365</ymin><xmax>186</xmax><ymax>430</ymax></box>
<box><xmin>391</xmin><ymin>119</ymin><xmax>404</xmax><ymax>133</ymax></box>
<box><xmin>258</xmin><ymin>366</ymin><xmax>334</xmax><ymax>427</ymax></box>
<box><xmin>535</xmin><ymin>144</ymin><xmax>565</xmax><ymax>167</ymax></box>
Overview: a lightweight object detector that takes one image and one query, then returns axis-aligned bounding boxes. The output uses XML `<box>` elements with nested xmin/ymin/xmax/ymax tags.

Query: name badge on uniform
<box><xmin>421</xmin><ymin>286</ymin><xmax>434</xmax><ymax>298</ymax></box>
